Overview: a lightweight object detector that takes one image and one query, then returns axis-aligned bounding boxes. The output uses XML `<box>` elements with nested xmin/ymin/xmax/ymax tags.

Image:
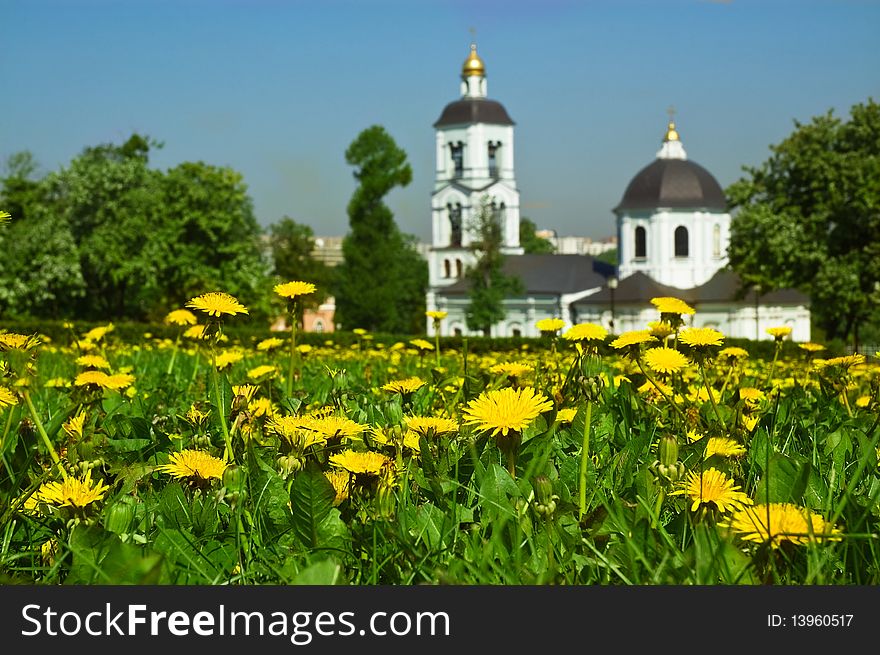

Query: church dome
<box><xmin>462</xmin><ymin>44</ymin><xmax>485</xmax><ymax>78</ymax></box>
<box><xmin>615</xmin><ymin>158</ymin><xmax>727</xmax><ymax>212</ymax></box>
<box><xmin>433</xmin><ymin>98</ymin><xmax>514</xmax><ymax>127</ymax></box>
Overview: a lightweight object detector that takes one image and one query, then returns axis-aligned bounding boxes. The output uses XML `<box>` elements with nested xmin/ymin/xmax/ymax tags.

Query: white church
<box><xmin>425</xmin><ymin>45</ymin><xmax>811</xmax><ymax>341</ymax></box>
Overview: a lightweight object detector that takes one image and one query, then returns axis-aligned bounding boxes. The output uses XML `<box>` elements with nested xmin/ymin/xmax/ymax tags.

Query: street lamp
<box><xmin>608</xmin><ymin>276</ymin><xmax>618</xmax><ymax>333</ymax></box>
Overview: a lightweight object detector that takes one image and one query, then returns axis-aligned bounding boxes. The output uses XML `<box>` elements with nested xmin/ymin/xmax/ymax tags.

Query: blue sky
<box><xmin>2</xmin><ymin>0</ymin><xmax>878</xmax><ymax>242</ymax></box>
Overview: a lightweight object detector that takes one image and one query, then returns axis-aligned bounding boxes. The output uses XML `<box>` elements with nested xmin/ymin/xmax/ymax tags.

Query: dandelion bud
<box><xmin>534</xmin><ymin>476</ymin><xmax>554</xmax><ymax>507</ymax></box>
<box><xmin>277</xmin><ymin>455</ymin><xmax>302</xmax><ymax>479</ymax></box>
<box><xmin>658</xmin><ymin>435</ymin><xmax>679</xmax><ymax>468</ymax></box>
<box><xmin>105</xmin><ymin>497</ymin><xmax>137</xmax><ymax>535</ymax></box>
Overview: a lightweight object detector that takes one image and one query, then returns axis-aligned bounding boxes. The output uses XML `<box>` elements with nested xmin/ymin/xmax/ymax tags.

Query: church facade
<box><xmin>425</xmin><ymin>46</ymin><xmax>811</xmax><ymax>341</ymax></box>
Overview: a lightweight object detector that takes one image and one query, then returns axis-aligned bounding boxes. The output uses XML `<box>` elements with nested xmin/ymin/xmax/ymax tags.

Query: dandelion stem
<box><xmin>23</xmin><ymin>390</ymin><xmax>66</xmax><ymax>480</ymax></box>
<box><xmin>165</xmin><ymin>331</ymin><xmax>181</xmax><ymax>376</ymax></box>
<box><xmin>764</xmin><ymin>341</ymin><xmax>782</xmax><ymax>390</ymax></box>
<box><xmin>286</xmin><ymin>301</ymin><xmax>298</xmax><ymax>399</ymax></box>
<box><xmin>578</xmin><ymin>400</ymin><xmax>593</xmax><ymax>520</ymax></box>
<box><xmin>699</xmin><ymin>360</ymin><xmax>724</xmax><ymax>426</ymax></box>
<box><xmin>636</xmin><ymin>357</ymin><xmax>688</xmax><ymax>424</ymax></box>
<box><xmin>210</xmin><ymin>347</ymin><xmax>234</xmax><ymax>463</ymax></box>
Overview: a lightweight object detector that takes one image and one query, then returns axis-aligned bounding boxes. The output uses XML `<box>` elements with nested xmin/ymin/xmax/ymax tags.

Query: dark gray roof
<box><xmin>434</xmin><ymin>99</ymin><xmax>515</xmax><ymax>127</ymax></box>
<box><xmin>573</xmin><ymin>269</ymin><xmax>809</xmax><ymax>307</ymax></box>
<box><xmin>615</xmin><ymin>158</ymin><xmax>727</xmax><ymax>212</ymax></box>
<box><xmin>438</xmin><ymin>254</ymin><xmax>609</xmax><ymax>296</ymax></box>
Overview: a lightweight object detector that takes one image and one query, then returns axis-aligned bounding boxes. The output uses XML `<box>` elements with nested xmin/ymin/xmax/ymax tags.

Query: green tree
<box><xmin>0</xmin><ymin>153</ymin><xmax>85</xmax><ymax>318</ymax></box>
<box><xmin>465</xmin><ymin>196</ymin><xmax>524</xmax><ymax>336</ymax></box>
<box><xmin>519</xmin><ymin>216</ymin><xmax>555</xmax><ymax>254</ymax></box>
<box><xmin>156</xmin><ymin>160</ymin><xmax>272</xmax><ymax>321</ymax></box>
<box><xmin>267</xmin><ymin>216</ymin><xmax>336</xmax><ymax>319</ymax></box>
<box><xmin>336</xmin><ymin>125</ymin><xmax>427</xmax><ymax>333</ymax></box>
<box><xmin>726</xmin><ymin>98</ymin><xmax>880</xmax><ymax>345</ymax></box>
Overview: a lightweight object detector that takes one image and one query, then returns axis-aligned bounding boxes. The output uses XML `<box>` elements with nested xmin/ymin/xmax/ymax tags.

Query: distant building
<box><xmin>424</xmin><ymin>44</ymin><xmax>811</xmax><ymax>340</ymax></box>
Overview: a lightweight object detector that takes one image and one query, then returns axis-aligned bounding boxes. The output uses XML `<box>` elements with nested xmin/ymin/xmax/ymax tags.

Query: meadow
<box><xmin>1</xmin><ymin>287</ymin><xmax>879</xmax><ymax>586</ymax></box>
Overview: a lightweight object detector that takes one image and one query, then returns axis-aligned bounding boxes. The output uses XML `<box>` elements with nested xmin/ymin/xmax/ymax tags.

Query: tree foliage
<box><xmin>335</xmin><ymin>125</ymin><xmax>427</xmax><ymax>333</ymax></box>
<box><xmin>0</xmin><ymin>134</ymin><xmax>271</xmax><ymax>322</ymax></box>
<box><xmin>267</xmin><ymin>216</ymin><xmax>335</xmax><ymax>318</ymax></box>
<box><xmin>519</xmin><ymin>216</ymin><xmax>555</xmax><ymax>254</ymax></box>
<box><xmin>465</xmin><ymin>197</ymin><xmax>524</xmax><ymax>336</ymax></box>
<box><xmin>726</xmin><ymin>98</ymin><xmax>880</xmax><ymax>343</ymax></box>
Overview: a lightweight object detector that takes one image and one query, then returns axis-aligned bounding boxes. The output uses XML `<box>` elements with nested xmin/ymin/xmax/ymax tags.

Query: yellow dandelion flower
<box><xmin>274</xmin><ymin>280</ymin><xmax>317</xmax><ymax>299</ymax></box>
<box><xmin>247</xmin><ymin>365</ymin><xmax>277</xmax><ymax>380</ymax></box>
<box><xmin>75</xmin><ymin>354</ymin><xmax>110</xmax><ymax>369</ymax></box>
<box><xmin>249</xmin><ymin>397</ymin><xmax>276</xmax><ymax>418</ymax></box>
<box><xmin>104</xmin><ymin>373</ymin><xmax>135</xmax><ymax>391</ymax></box>
<box><xmin>183</xmin><ymin>324</ymin><xmax>209</xmax><ymax>340</ymax></box>
<box><xmin>650</xmin><ymin>297</ymin><xmax>696</xmax><ymax>315</ymax></box>
<box><xmin>678</xmin><ymin>326</ymin><xmax>725</xmax><ymax>348</ymax></box>
<box><xmin>297</xmin><ymin>344</ymin><xmax>313</xmax><ymax>355</ymax></box>
<box><xmin>671</xmin><ymin>468</ymin><xmax>753</xmax><ymax>513</ymax></box>
<box><xmin>352</xmin><ymin>328</ymin><xmax>368</xmax><ymax>336</ymax></box>
<box><xmin>0</xmin><ymin>385</ymin><xmax>18</xmax><ymax>408</ymax></box>
<box><xmin>647</xmin><ymin>321</ymin><xmax>676</xmax><ymax>340</ymax></box>
<box><xmin>489</xmin><ymin>362</ymin><xmax>534</xmax><ymax>378</ymax></box>
<box><xmin>720</xmin><ymin>503</ymin><xmax>841</xmax><ymax>549</ymax></box>
<box><xmin>741</xmin><ymin>414</ymin><xmax>760</xmax><ymax>432</ymax></box>
<box><xmin>463</xmin><ymin>386</ymin><xmax>554</xmax><ymax>438</ymax></box>
<box><xmin>425</xmin><ymin>310</ymin><xmax>448</xmax><ymax>320</ymax></box>
<box><xmin>719</xmin><ymin>346</ymin><xmax>749</xmax><ymax>361</ymax></box>
<box><xmin>63</xmin><ymin>411</ymin><xmax>87</xmax><ymax>439</ymax></box>
<box><xmin>164</xmin><ymin>309</ymin><xmax>198</xmax><ymax>326</ymax></box>
<box><xmin>822</xmin><ymin>354</ymin><xmax>866</xmax><ymax>370</ymax></box>
<box><xmin>611</xmin><ymin>330</ymin><xmax>658</xmax><ymax>349</ymax></box>
<box><xmin>306</xmin><ymin>415</ymin><xmax>367</xmax><ymax>440</ymax></box>
<box><xmin>686</xmin><ymin>429</ymin><xmax>705</xmax><ymax>442</ymax></box>
<box><xmin>330</xmin><ymin>450</ymin><xmax>391</xmax><ymax>476</ymax></box>
<box><xmin>0</xmin><ymin>210</ymin><xmax>10</xmax><ymax>223</ymax></box>
<box><xmin>739</xmin><ymin>387</ymin><xmax>764</xmax><ymax>404</ymax></box>
<box><xmin>83</xmin><ymin>324</ymin><xmax>114</xmax><ymax>342</ymax></box>
<box><xmin>74</xmin><ymin>370</ymin><xmax>112</xmax><ymax>389</ymax></box>
<box><xmin>855</xmin><ymin>395</ymin><xmax>871</xmax><ymax>409</ymax></box>
<box><xmin>0</xmin><ymin>331</ymin><xmax>41</xmax><ymax>351</ymax></box>
<box><xmin>231</xmin><ymin>384</ymin><xmax>258</xmax><ymax>402</ymax></box>
<box><xmin>535</xmin><ymin>317</ymin><xmax>566</xmax><ymax>333</ymax></box>
<box><xmin>325</xmin><ymin>470</ymin><xmax>351</xmax><ymax>505</ymax></box>
<box><xmin>405</xmin><ymin>415</ymin><xmax>460</xmax><ymax>437</ymax></box>
<box><xmin>704</xmin><ymin>437</ymin><xmax>747</xmax><ymax>458</ymax></box>
<box><xmin>798</xmin><ymin>342</ymin><xmax>826</xmax><ymax>353</ymax></box>
<box><xmin>157</xmin><ymin>449</ymin><xmax>227</xmax><ymax>482</ymax></box>
<box><xmin>214</xmin><ymin>351</ymin><xmax>243</xmax><ymax>369</ymax></box>
<box><xmin>257</xmin><ymin>337</ymin><xmax>284</xmax><ymax>351</ymax></box>
<box><xmin>382</xmin><ymin>377</ymin><xmax>425</xmax><ymax>394</ymax></box>
<box><xmin>35</xmin><ymin>470</ymin><xmax>109</xmax><ymax>509</ymax></box>
<box><xmin>555</xmin><ymin>408</ymin><xmax>577</xmax><ymax>424</ymax></box>
<box><xmin>638</xmin><ymin>378</ymin><xmax>673</xmax><ymax>400</ymax></box>
<box><xmin>766</xmin><ymin>326</ymin><xmax>792</xmax><ymax>340</ymax></box>
<box><xmin>409</xmin><ymin>338</ymin><xmax>434</xmax><ymax>351</ymax></box>
<box><xmin>562</xmin><ymin>322</ymin><xmax>608</xmax><ymax>342</ymax></box>
<box><xmin>644</xmin><ymin>346</ymin><xmax>691</xmax><ymax>375</ymax></box>
<box><xmin>186</xmin><ymin>292</ymin><xmax>249</xmax><ymax>317</ymax></box>
<box><xmin>44</xmin><ymin>378</ymin><xmax>70</xmax><ymax>388</ymax></box>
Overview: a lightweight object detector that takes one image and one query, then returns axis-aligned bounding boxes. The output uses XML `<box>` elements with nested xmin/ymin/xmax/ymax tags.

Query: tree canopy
<box><xmin>726</xmin><ymin>98</ymin><xmax>880</xmax><ymax>344</ymax></box>
<box><xmin>0</xmin><ymin>134</ymin><xmax>271</xmax><ymax>322</ymax></box>
<box><xmin>519</xmin><ymin>216</ymin><xmax>555</xmax><ymax>254</ymax></box>
<box><xmin>335</xmin><ymin>125</ymin><xmax>427</xmax><ymax>333</ymax></box>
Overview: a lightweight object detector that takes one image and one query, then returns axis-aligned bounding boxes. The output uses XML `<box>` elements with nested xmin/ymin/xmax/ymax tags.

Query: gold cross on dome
<box><xmin>667</xmin><ymin>105</ymin><xmax>676</xmax><ymax>122</ymax></box>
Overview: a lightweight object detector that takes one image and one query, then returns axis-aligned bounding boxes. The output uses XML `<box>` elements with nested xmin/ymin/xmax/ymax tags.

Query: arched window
<box><xmin>674</xmin><ymin>226</ymin><xmax>689</xmax><ymax>257</ymax></box>
<box><xmin>450</xmin><ymin>142</ymin><xmax>464</xmax><ymax>178</ymax></box>
<box><xmin>455</xmin><ymin>258</ymin><xmax>463</xmax><ymax>278</ymax></box>
<box><xmin>314</xmin><ymin>320</ymin><xmax>324</xmax><ymax>333</ymax></box>
<box><xmin>713</xmin><ymin>224</ymin><xmax>721</xmax><ymax>258</ymax></box>
<box><xmin>448</xmin><ymin>202</ymin><xmax>462</xmax><ymax>246</ymax></box>
<box><xmin>634</xmin><ymin>226</ymin><xmax>647</xmax><ymax>259</ymax></box>
<box><xmin>488</xmin><ymin>141</ymin><xmax>500</xmax><ymax>178</ymax></box>
<box><xmin>453</xmin><ymin>327</ymin><xmax>463</xmax><ymax>336</ymax></box>
<box><xmin>443</xmin><ymin>259</ymin><xmax>451</xmax><ymax>278</ymax></box>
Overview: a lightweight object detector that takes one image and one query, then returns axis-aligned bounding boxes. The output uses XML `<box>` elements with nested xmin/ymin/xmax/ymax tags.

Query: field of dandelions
<box><xmin>2</xmin><ymin>281</ymin><xmax>880</xmax><ymax>585</ymax></box>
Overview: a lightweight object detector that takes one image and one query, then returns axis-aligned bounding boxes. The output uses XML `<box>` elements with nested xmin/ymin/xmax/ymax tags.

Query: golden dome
<box><xmin>664</xmin><ymin>120</ymin><xmax>680</xmax><ymax>142</ymax></box>
<box><xmin>462</xmin><ymin>43</ymin><xmax>485</xmax><ymax>78</ymax></box>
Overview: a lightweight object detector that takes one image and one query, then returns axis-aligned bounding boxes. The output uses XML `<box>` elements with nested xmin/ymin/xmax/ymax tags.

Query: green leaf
<box><xmin>291</xmin><ymin>558</ymin><xmax>343</xmax><ymax>585</ymax></box>
<box><xmin>478</xmin><ymin>463</ymin><xmax>519</xmax><ymax>522</ymax></box>
<box><xmin>754</xmin><ymin>453</ymin><xmax>810</xmax><ymax>504</ymax></box>
<box><xmin>290</xmin><ymin>466</ymin><xmax>336</xmax><ymax>548</ymax></box>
